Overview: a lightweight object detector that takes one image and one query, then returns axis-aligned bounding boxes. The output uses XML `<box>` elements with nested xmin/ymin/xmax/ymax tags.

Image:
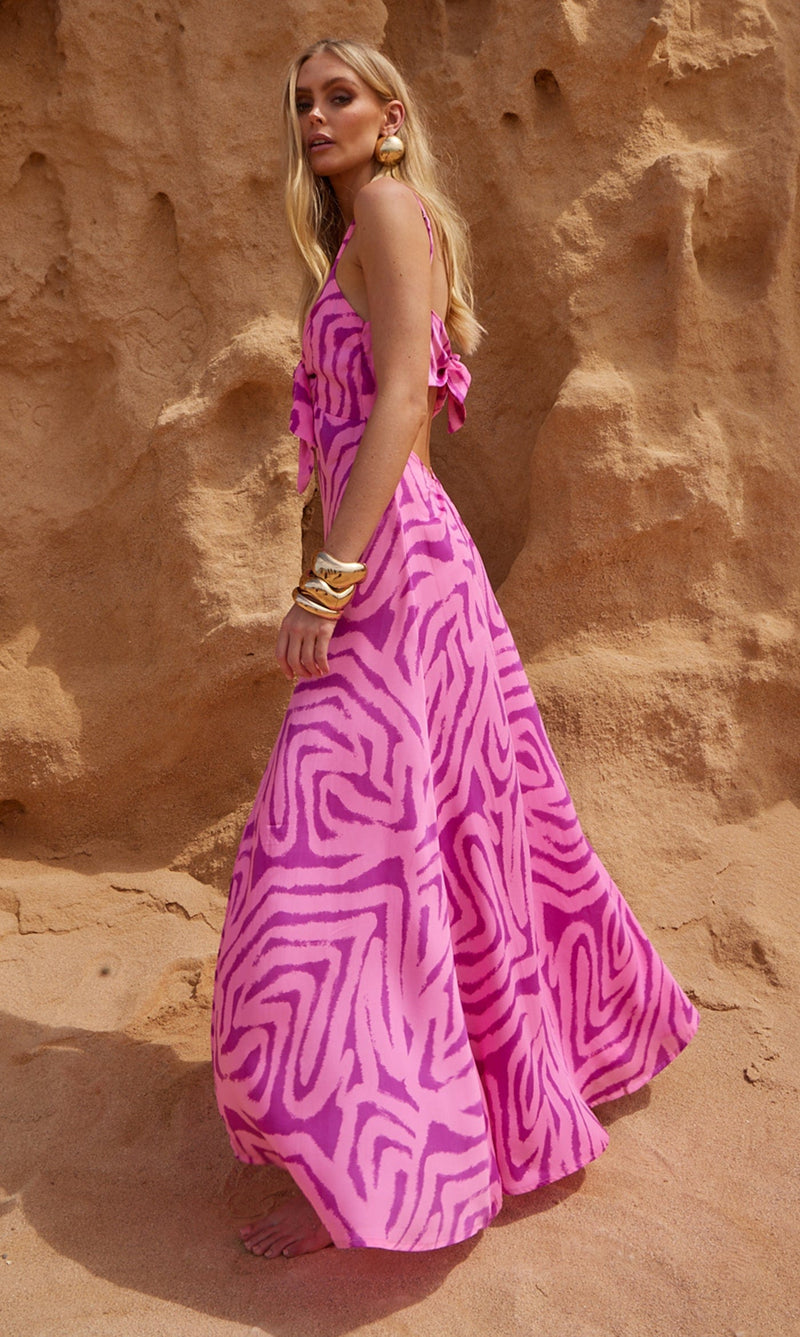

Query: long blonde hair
<box><xmin>282</xmin><ymin>38</ymin><xmax>482</xmax><ymax>354</ymax></box>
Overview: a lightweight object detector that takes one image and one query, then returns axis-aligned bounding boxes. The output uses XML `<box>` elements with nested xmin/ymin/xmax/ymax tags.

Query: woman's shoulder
<box><xmin>353</xmin><ymin>176</ymin><xmax>424</xmax><ymax>230</ymax></box>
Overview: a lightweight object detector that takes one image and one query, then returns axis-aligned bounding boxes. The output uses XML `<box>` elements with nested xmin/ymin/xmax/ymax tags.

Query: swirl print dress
<box><xmin>211</xmin><ymin>207</ymin><xmax>698</xmax><ymax>1252</ymax></box>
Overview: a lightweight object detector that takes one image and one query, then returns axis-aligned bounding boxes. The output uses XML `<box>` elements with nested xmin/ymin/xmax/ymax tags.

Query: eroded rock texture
<box><xmin>1</xmin><ymin>0</ymin><xmax>799</xmax><ymax>880</ymax></box>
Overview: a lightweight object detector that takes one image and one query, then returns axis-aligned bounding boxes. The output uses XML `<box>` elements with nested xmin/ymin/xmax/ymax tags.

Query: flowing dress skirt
<box><xmin>211</xmin><ymin>446</ymin><xmax>698</xmax><ymax>1251</ymax></box>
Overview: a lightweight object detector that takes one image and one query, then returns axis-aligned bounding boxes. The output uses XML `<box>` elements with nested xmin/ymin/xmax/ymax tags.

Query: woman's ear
<box><xmin>382</xmin><ymin>99</ymin><xmax>406</xmax><ymax>135</ymax></box>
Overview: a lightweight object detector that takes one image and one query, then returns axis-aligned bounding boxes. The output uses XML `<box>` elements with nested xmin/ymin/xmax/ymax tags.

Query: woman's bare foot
<box><xmin>239</xmin><ymin>1192</ymin><xmax>333</xmax><ymax>1259</ymax></box>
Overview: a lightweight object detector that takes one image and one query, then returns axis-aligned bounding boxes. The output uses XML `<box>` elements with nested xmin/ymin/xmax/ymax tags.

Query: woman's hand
<box><xmin>276</xmin><ymin>603</ymin><xmax>337</xmax><ymax>681</ymax></box>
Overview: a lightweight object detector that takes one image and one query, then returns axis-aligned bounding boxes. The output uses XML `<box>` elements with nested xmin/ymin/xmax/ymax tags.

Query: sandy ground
<box><xmin>2</xmin><ymin>802</ymin><xmax>799</xmax><ymax>1337</ymax></box>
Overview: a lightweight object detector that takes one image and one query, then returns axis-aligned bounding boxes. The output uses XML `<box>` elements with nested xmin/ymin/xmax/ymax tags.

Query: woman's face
<box><xmin>295</xmin><ymin>51</ymin><xmax>399</xmax><ymax>182</ymax></box>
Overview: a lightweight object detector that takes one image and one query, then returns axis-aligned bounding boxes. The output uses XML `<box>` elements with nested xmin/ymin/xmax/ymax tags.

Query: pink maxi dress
<box><xmin>211</xmin><ymin>205</ymin><xmax>699</xmax><ymax>1252</ymax></box>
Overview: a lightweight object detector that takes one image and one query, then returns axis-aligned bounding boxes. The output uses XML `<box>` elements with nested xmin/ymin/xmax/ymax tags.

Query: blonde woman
<box><xmin>211</xmin><ymin>38</ymin><xmax>698</xmax><ymax>1260</ymax></box>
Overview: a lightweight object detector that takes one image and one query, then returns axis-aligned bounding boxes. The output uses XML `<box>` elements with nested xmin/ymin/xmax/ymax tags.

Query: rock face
<box><xmin>2</xmin><ymin>8</ymin><xmax>800</xmax><ymax>1336</ymax></box>
<box><xmin>1</xmin><ymin>0</ymin><xmax>799</xmax><ymax>882</ymax></box>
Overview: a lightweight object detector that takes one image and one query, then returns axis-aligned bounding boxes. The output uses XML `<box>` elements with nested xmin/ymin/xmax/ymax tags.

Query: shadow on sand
<box><xmin>1</xmin><ymin>1009</ymin><xmax>642</xmax><ymax>1332</ymax></box>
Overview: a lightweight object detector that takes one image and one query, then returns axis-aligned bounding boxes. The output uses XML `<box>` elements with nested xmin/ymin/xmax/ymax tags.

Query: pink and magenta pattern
<box><xmin>211</xmin><ymin>211</ymin><xmax>698</xmax><ymax>1252</ymax></box>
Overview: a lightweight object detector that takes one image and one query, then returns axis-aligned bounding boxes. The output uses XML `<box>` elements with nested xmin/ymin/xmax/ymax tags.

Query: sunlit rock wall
<box><xmin>1</xmin><ymin>0</ymin><xmax>798</xmax><ymax>882</ymax></box>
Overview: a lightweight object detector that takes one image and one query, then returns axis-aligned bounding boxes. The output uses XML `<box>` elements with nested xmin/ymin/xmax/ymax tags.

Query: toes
<box><xmin>256</xmin><ymin>1234</ymin><xmax>294</xmax><ymax>1259</ymax></box>
<box><xmin>246</xmin><ymin>1235</ymin><xmax>284</xmax><ymax>1258</ymax></box>
<box><xmin>240</xmin><ymin>1222</ymin><xmax>275</xmax><ymax>1246</ymax></box>
<box><xmin>243</xmin><ymin>1236</ymin><xmax>272</xmax><ymax>1256</ymax></box>
<box><xmin>241</xmin><ymin>1226</ymin><xmax>281</xmax><ymax>1255</ymax></box>
<box><xmin>235</xmin><ymin>1198</ymin><xmax>331</xmax><ymax>1260</ymax></box>
<box><xmin>240</xmin><ymin>1219</ymin><xmax>299</xmax><ymax>1258</ymax></box>
<box><xmin>282</xmin><ymin>1227</ymin><xmax>332</xmax><ymax>1258</ymax></box>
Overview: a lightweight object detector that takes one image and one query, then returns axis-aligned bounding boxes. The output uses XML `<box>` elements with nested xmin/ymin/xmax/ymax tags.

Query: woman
<box><xmin>211</xmin><ymin>38</ymin><xmax>698</xmax><ymax>1260</ymax></box>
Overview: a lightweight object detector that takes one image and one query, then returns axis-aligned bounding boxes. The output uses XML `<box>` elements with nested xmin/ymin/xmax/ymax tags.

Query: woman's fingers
<box><xmin>276</xmin><ymin>612</ymin><xmax>337</xmax><ymax>684</ymax></box>
<box><xmin>315</xmin><ymin>630</ymin><xmax>330</xmax><ymax>676</ymax></box>
<box><xmin>299</xmin><ymin>635</ymin><xmax>319</xmax><ymax>676</ymax></box>
<box><xmin>306</xmin><ymin>619</ymin><xmax>332</xmax><ymax>677</ymax></box>
<box><xmin>276</xmin><ymin>607</ymin><xmax>336</xmax><ymax>680</ymax></box>
<box><xmin>309</xmin><ymin>622</ymin><xmax>334</xmax><ymax>676</ymax></box>
<box><xmin>286</xmin><ymin>631</ymin><xmax>311</xmax><ymax>679</ymax></box>
<box><xmin>275</xmin><ymin>621</ymin><xmax>294</xmax><ymax>681</ymax></box>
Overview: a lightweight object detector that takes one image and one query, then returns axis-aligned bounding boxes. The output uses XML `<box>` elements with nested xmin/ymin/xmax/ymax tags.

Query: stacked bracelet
<box><xmin>292</xmin><ymin>550</ymin><xmax>368</xmax><ymax>620</ymax></box>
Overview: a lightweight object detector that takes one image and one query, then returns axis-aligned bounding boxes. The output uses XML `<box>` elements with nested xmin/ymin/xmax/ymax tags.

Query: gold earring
<box><xmin>374</xmin><ymin>133</ymin><xmax>405</xmax><ymax>166</ymax></box>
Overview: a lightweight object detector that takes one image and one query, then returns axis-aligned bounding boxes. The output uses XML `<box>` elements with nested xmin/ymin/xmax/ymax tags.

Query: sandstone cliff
<box><xmin>2</xmin><ymin>0</ymin><xmax>799</xmax><ymax>886</ymax></box>
<box><xmin>1</xmin><ymin>4</ymin><xmax>798</xmax><ymax>1334</ymax></box>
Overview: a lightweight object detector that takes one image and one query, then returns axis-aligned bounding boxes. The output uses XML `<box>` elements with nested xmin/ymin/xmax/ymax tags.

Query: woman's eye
<box><xmin>296</xmin><ymin>100</ymin><xmax>312</xmax><ymax>113</ymax></box>
<box><xmin>332</xmin><ymin>93</ymin><xmax>352</xmax><ymax>105</ymax></box>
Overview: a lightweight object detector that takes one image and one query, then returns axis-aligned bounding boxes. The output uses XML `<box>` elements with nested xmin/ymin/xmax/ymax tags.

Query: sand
<box><xmin>2</xmin><ymin>807</ymin><xmax>798</xmax><ymax>1336</ymax></box>
<box><xmin>2</xmin><ymin>0</ymin><xmax>800</xmax><ymax>1333</ymax></box>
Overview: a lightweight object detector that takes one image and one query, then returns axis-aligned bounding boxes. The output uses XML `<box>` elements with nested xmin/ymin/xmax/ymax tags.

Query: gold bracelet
<box><xmin>292</xmin><ymin>588</ymin><xmax>341</xmax><ymax>620</ymax></box>
<box><xmin>312</xmin><ymin>551</ymin><xmax>367</xmax><ymax>591</ymax></box>
<box><xmin>291</xmin><ymin>550</ymin><xmax>368</xmax><ymax>620</ymax></box>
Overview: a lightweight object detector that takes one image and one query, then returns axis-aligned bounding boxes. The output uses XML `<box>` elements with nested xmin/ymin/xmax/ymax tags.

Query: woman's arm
<box><xmin>277</xmin><ymin>179</ymin><xmax>433</xmax><ymax>681</ymax></box>
<box><xmin>323</xmin><ymin>177</ymin><xmax>433</xmax><ymax>560</ymax></box>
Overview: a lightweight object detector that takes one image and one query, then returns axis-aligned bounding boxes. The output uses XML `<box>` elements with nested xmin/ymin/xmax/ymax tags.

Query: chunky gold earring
<box><xmin>374</xmin><ymin>133</ymin><xmax>405</xmax><ymax>166</ymax></box>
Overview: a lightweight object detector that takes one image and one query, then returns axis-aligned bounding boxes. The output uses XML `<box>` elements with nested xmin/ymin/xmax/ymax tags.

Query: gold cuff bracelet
<box><xmin>291</xmin><ymin>550</ymin><xmax>368</xmax><ymax>620</ymax></box>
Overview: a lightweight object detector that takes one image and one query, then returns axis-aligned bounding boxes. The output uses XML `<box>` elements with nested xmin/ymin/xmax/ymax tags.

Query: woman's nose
<box><xmin>309</xmin><ymin>105</ymin><xmax>325</xmax><ymax>125</ymax></box>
